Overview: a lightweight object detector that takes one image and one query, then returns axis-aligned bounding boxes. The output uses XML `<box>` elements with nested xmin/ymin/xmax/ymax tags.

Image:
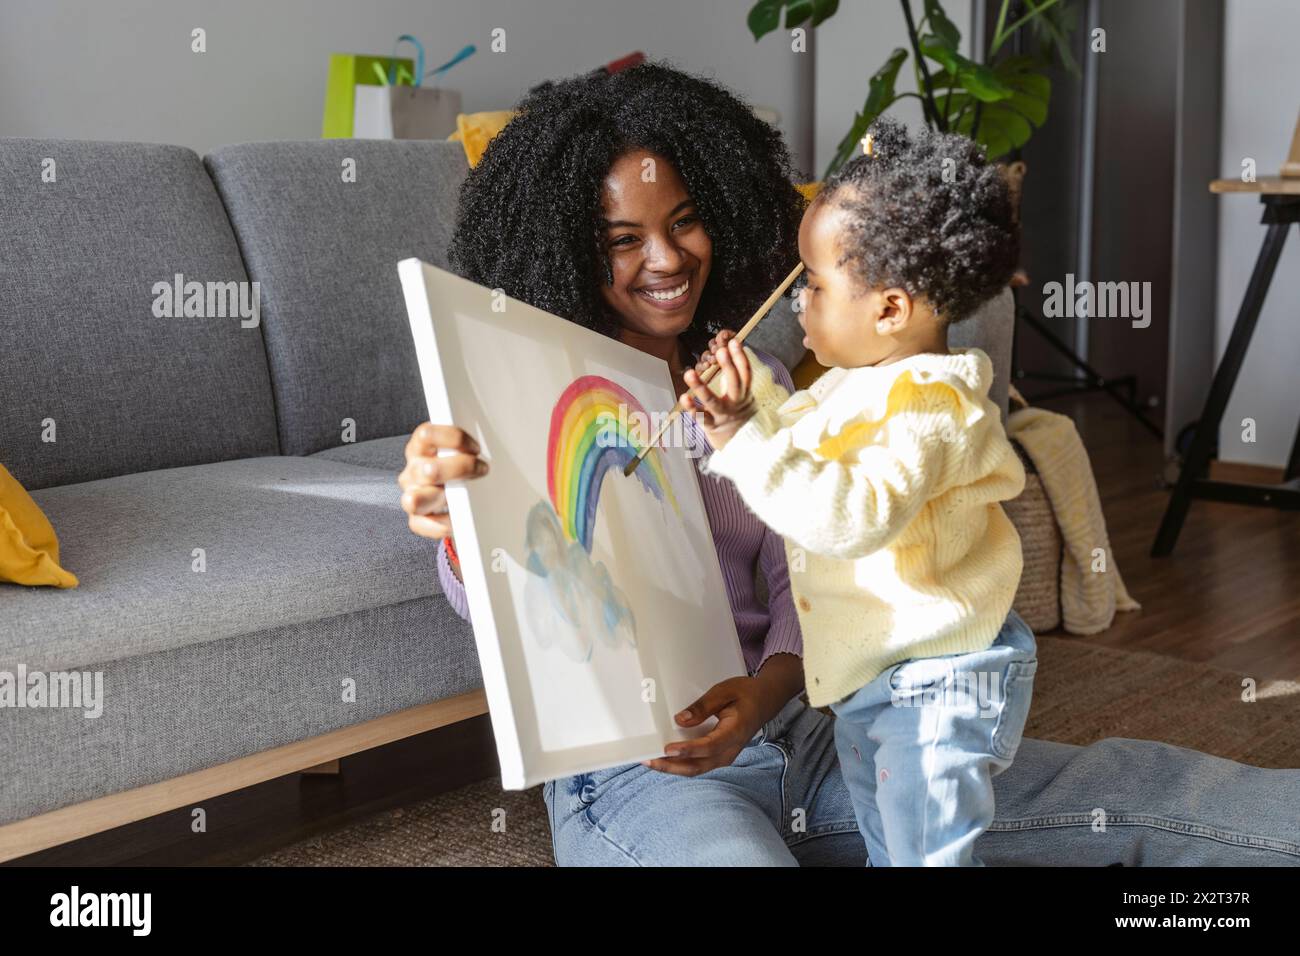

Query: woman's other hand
<box><xmin>641</xmin><ymin>676</ymin><xmax>768</xmax><ymax>776</ymax></box>
<box><xmin>642</xmin><ymin>654</ymin><xmax>802</xmax><ymax>776</ymax></box>
<box><xmin>397</xmin><ymin>423</ymin><xmax>488</xmax><ymax>541</ymax></box>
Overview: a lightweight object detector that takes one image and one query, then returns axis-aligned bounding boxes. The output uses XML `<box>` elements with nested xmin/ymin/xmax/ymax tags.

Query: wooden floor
<box><xmin>9</xmin><ymin>390</ymin><xmax>1298</xmax><ymax>866</ymax></box>
<box><xmin>1043</xmin><ymin>390</ymin><xmax>1300</xmax><ymax>683</ymax></box>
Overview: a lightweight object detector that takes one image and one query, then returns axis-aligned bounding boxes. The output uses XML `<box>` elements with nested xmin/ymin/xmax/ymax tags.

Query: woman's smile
<box><xmin>634</xmin><ymin>274</ymin><xmax>693</xmax><ymax>311</ymax></box>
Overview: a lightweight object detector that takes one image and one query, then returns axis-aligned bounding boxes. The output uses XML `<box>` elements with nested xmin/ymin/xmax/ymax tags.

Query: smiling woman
<box><xmin>445</xmin><ymin>61</ymin><xmax>806</xmax><ymax>366</ymax></box>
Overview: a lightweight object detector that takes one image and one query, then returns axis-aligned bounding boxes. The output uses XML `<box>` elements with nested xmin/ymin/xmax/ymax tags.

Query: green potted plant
<box><xmin>747</xmin><ymin>0</ymin><xmax>1079</xmax><ymax>179</ymax></box>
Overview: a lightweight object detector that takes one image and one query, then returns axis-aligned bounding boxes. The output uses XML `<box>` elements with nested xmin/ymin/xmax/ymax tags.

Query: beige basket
<box><xmin>1003</xmin><ymin>437</ymin><xmax>1062</xmax><ymax>633</ymax></box>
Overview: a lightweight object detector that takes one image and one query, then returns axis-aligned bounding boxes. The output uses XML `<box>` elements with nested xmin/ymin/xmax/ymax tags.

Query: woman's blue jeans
<box><xmin>543</xmin><ymin>635</ymin><xmax>1300</xmax><ymax>866</ymax></box>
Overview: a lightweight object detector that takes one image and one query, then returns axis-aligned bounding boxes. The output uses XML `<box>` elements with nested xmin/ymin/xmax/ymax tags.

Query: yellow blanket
<box><xmin>1006</xmin><ymin>388</ymin><xmax>1140</xmax><ymax>633</ymax></box>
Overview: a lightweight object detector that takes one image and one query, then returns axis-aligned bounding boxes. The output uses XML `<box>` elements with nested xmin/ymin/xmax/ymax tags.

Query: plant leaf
<box><xmin>1004</xmin><ymin>89</ymin><xmax>1047</xmax><ymax>126</ymax></box>
<box><xmin>955</xmin><ymin>101</ymin><xmax>1031</xmax><ymax>159</ymax></box>
<box><xmin>991</xmin><ymin>56</ymin><xmax>1051</xmax><ymax>123</ymax></box>
<box><xmin>919</xmin><ymin>36</ymin><xmax>1012</xmax><ymax>103</ymax></box>
<box><xmin>783</xmin><ymin>0</ymin><xmax>813</xmax><ymax>28</ymax></box>
<box><xmin>864</xmin><ymin>46</ymin><xmax>909</xmax><ymax>117</ymax></box>
<box><xmin>960</xmin><ymin>61</ymin><xmax>1014</xmax><ymax>101</ymax></box>
<box><xmin>923</xmin><ymin>0</ymin><xmax>961</xmax><ymax>49</ymax></box>
<box><xmin>919</xmin><ymin>33</ymin><xmax>961</xmax><ymax>73</ymax></box>
<box><xmin>810</xmin><ymin>0</ymin><xmax>840</xmax><ymax>27</ymax></box>
<box><xmin>948</xmin><ymin>91</ymin><xmax>1038</xmax><ymax>131</ymax></box>
<box><xmin>748</xmin><ymin>0</ymin><xmax>839</xmax><ymax>39</ymax></box>
<box><xmin>1027</xmin><ymin>0</ymin><xmax>1079</xmax><ymax>75</ymax></box>
<box><xmin>747</xmin><ymin>0</ymin><xmax>784</xmax><ymax>40</ymax></box>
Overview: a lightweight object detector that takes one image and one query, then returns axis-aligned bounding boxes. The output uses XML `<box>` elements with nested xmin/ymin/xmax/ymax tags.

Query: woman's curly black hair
<box><xmin>446</xmin><ymin>61</ymin><xmax>807</xmax><ymax>357</ymax></box>
<box><xmin>819</xmin><ymin>116</ymin><xmax>1019</xmax><ymax>323</ymax></box>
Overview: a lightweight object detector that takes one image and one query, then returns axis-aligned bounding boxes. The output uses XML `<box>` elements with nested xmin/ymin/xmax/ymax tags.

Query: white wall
<box><xmin>1216</xmin><ymin>0</ymin><xmax>1300</xmax><ymax>468</ymax></box>
<box><xmin>0</xmin><ymin>0</ymin><xmax>814</xmax><ymax>173</ymax></box>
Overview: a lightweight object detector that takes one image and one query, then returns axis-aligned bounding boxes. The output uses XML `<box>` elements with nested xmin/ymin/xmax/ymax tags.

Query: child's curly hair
<box><xmin>819</xmin><ymin>117</ymin><xmax>1019</xmax><ymax>323</ymax></box>
<box><xmin>446</xmin><ymin>61</ymin><xmax>807</xmax><ymax>357</ymax></box>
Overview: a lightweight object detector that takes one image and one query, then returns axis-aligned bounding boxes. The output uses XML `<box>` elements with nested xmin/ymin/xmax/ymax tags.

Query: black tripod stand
<box><xmin>1151</xmin><ymin>191</ymin><xmax>1300</xmax><ymax>556</ymax></box>
<box><xmin>1009</xmin><ymin>288</ymin><xmax>1165</xmax><ymax>441</ymax></box>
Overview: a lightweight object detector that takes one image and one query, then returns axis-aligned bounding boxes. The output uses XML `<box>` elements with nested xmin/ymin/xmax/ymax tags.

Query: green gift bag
<box><xmin>321</xmin><ymin>53</ymin><xmax>415</xmax><ymax>138</ymax></box>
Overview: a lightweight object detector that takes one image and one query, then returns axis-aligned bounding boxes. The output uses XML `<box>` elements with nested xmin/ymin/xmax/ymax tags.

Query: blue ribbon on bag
<box><xmin>370</xmin><ymin>35</ymin><xmax>423</xmax><ymax>87</ymax></box>
<box><xmin>371</xmin><ymin>35</ymin><xmax>475</xmax><ymax>87</ymax></box>
<box><xmin>427</xmin><ymin>44</ymin><xmax>475</xmax><ymax>80</ymax></box>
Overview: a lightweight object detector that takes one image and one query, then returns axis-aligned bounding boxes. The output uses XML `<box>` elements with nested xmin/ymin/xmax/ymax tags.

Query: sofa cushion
<box><xmin>312</xmin><ymin>435</ymin><xmax>409</xmax><ymax>472</ymax></box>
<box><xmin>0</xmin><ymin>595</ymin><xmax>479</xmax><ymax>827</ymax></box>
<box><xmin>204</xmin><ymin>140</ymin><xmax>469</xmax><ymax>457</ymax></box>
<box><xmin>0</xmin><ymin>139</ymin><xmax>281</xmax><ymax>491</ymax></box>
<box><xmin>0</xmin><ymin>456</ymin><xmax>442</xmax><ymax>672</ymax></box>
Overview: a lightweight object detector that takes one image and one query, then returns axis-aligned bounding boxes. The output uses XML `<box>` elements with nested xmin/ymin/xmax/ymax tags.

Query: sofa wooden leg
<box><xmin>300</xmin><ymin>759</ymin><xmax>341</xmax><ymax>775</ymax></box>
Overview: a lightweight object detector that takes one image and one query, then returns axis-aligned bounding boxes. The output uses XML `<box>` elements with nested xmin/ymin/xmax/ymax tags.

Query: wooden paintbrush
<box><xmin>623</xmin><ymin>260</ymin><xmax>805</xmax><ymax>477</ymax></box>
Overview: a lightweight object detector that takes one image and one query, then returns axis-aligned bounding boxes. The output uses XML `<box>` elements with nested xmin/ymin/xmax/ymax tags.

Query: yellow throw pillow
<box><xmin>0</xmin><ymin>465</ymin><xmax>78</xmax><ymax>588</ymax></box>
<box><xmin>448</xmin><ymin>110</ymin><xmax>519</xmax><ymax>167</ymax></box>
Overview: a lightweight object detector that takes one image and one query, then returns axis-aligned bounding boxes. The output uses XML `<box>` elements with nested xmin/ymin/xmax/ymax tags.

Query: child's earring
<box><xmin>603</xmin><ymin>258</ymin><xmax>613</xmax><ymax>286</ymax></box>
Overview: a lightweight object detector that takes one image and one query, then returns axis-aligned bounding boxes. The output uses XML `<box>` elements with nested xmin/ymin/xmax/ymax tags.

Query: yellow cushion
<box><xmin>0</xmin><ymin>465</ymin><xmax>78</xmax><ymax>588</ymax></box>
<box><xmin>447</xmin><ymin>110</ymin><xmax>519</xmax><ymax>167</ymax></box>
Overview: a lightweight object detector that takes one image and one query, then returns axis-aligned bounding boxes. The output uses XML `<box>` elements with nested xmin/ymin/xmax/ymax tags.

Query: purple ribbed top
<box><xmin>435</xmin><ymin>348</ymin><xmax>803</xmax><ymax>677</ymax></box>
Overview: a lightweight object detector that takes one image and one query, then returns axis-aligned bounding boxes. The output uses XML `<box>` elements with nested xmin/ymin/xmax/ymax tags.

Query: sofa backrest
<box><xmin>0</xmin><ymin>139</ymin><xmax>281</xmax><ymax>491</ymax></box>
<box><xmin>204</xmin><ymin>140</ymin><xmax>469</xmax><ymax>456</ymax></box>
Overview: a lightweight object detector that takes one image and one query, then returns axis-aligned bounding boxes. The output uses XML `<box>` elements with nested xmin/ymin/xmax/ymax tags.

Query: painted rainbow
<box><xmin>547</xmin><ymin>375</ymin><xmax>680</xmax><ymax>552</ymax></box>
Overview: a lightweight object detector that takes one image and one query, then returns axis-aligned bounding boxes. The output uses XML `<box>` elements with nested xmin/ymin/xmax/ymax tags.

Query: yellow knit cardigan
<box><xmin>704</xmin><ymin>347</ymin><xmax>1026</xmax><ymax>706</ymax></box>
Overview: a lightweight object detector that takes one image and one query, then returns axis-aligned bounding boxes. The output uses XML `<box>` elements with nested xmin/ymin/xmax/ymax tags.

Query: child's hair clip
<box><xmin>860</xmin><ymin>132</ymin><xmax>875</xmax><ymax>157</ymax></box>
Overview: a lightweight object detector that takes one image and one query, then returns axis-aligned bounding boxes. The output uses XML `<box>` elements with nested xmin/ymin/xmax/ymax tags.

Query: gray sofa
<box><xmin>0</xmin><ymin>137</ymin><xmax>1012</xmax><ymax>852</ymax></box>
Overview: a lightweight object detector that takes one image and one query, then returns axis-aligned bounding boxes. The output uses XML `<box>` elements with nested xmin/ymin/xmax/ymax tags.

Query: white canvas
<box><xmin>399</xmin><ymin>259</ymin><xmax>747</xmax><ymax>789</ymax></box>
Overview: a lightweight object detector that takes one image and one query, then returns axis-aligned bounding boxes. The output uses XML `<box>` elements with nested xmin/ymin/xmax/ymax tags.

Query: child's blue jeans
<box><xmin>829</xmin><ymin>608</ymin><xmax>1038</xmax><ymax>866</ymax></box>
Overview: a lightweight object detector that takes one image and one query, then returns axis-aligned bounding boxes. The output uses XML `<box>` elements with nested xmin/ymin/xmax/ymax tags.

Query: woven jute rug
<box><xmin>247</xmin><ymin>636</ymin><xmax>1300</xmax><ymax>866</ymax></box>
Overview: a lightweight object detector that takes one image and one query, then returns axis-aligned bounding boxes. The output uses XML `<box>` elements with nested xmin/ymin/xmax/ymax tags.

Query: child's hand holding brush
<box><xmin>679</xmin><ymin>333</ymin><xmax>756</xmax><ymax>451</ymax></box>
<box><xmin>692</xmin><ymin>329</ymin><xmax>738</xmax><ymax>377</ymax></box>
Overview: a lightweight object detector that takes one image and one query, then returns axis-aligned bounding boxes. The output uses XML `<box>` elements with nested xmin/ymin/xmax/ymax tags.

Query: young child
<box><xmin>680</xmin><ymin>118</ymin><xmax>1034</xmax><ymax>867</ymax></box>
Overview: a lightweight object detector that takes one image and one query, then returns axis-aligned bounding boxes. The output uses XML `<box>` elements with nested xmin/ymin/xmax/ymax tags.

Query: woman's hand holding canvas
<box><xmin>397</xmin><ymin>423</ymin><xmax>488</xmax><ymax>543</ymax></box>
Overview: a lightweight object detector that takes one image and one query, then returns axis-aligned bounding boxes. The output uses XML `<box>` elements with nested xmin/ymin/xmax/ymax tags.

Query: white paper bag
<box><xmin>352</xmin><ymin>85</ymin><xmax>462</xmax><ymax>139</ymax></box>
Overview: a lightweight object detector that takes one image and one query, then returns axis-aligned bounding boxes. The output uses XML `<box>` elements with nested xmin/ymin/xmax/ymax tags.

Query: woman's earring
<box><xmin>603</xmin><ymin>259</ymin><xmax>614</xmax><ymax>286</ymax></box>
